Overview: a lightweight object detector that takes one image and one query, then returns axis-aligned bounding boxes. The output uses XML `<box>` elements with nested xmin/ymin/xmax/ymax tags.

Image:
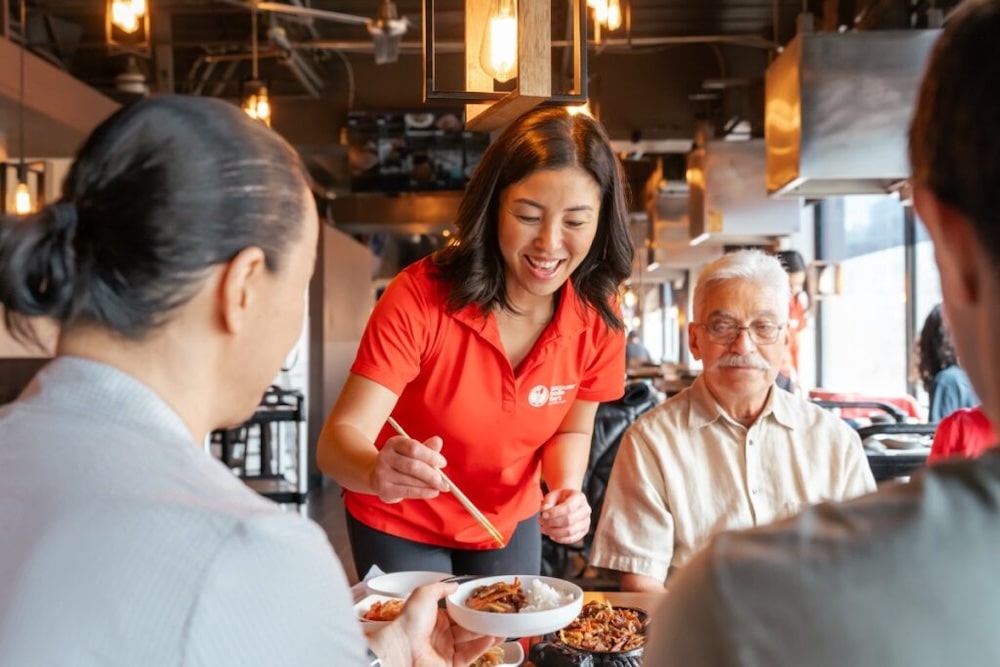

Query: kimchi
<box><xmin>362</xmin><ymin>598</ymin><xmax>405</xmax><ymax>622</ymax></box>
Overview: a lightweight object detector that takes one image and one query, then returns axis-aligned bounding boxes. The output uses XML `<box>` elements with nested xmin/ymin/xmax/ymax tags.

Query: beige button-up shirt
<box><xmin>590</xmin><ymin>375</ymin><xmax>877</xmax><ymax>583</ymax></box>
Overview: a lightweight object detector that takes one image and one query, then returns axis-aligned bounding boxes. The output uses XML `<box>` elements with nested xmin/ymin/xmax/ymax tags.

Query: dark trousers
<box><xmin>347</xmin><ymin>511</ymin><xmax>542</xmax><ymax>579</ymax></box>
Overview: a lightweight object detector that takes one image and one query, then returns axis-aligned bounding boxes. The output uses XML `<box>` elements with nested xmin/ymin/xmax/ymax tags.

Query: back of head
<box><xmin>694</xmin><ymin>250</ymin><xmax>790</xmax><ymax>320</ymax></box>
<box><xmin>909</xmin><ymin>0</ymin><xmax>1000</xmax><ymax>265</ymax></box>
<box><xmin>437</xmin><ymin>106</ymin><xmax>633</xmax><ymax>329</ymax></box>
<box><xmin>0</xmin><ymin>95</ymin><xmax>309</xmax><ymax>346</ymax></box>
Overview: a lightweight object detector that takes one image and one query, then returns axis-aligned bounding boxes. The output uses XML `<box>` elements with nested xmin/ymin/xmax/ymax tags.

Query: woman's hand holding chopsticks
<box><xmin>372</xmin><ymin>432</ymin><xmax>451</xmax><ymax>504</ymax></box>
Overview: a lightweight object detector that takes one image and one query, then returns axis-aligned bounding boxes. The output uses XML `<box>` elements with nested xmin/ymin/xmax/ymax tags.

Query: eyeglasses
<box><xmin>694</xmin><ymin>319</ymin><xmax>786</xmax><ymax>346</ymax></box>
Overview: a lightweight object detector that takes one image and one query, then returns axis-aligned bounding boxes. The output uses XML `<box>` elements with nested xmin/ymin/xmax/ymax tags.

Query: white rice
<box><xmin>519</xmin><ymin>579</ymin><xmax>571</xmax><ymax>613</ymax></box>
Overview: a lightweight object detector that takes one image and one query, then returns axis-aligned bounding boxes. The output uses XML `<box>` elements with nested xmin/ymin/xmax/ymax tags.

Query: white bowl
<box><xmin>471</xmin><ymin>641</ymin><xmax>524</xmax><ymax>667</ymax></box>
<box><xmin>366</xmin><ymin>570</ymin><xmax>452</xmax><ymax>598</ymax></box>
<box><xmin>354</xmin><ymin>593</ymin><xmax>406</xmax><ymax>630</ymax></box>
<box><xmin>445</xmin><ymin>575</ymin><xmax>583</xmax><ymax>638</ymax></box>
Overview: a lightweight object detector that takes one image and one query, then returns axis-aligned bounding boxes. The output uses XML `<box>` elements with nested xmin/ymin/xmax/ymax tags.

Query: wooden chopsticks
<box><xmin>386</xmin><ymin>417</ymin><xmax>506</xmax><ymax>548</ymax></box>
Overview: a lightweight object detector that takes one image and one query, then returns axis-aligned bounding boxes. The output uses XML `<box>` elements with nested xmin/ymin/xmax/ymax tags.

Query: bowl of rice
<box><xmin>445</xmin><ymin>575</ymin><xmax>583</xmax><ymax>637</ymax></box>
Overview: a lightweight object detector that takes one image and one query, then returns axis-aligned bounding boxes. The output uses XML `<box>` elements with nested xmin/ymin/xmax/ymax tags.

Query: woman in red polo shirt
<box><xmin>317</xmin><ymin>107</ymin><xmax>633</xmax><ymax>577</ymax></box>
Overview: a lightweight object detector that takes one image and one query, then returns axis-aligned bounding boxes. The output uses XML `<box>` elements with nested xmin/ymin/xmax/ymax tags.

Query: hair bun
<box><xmin>48</xmin><ymin>201</ymin><xmax>78</xmax><ymax>234</ymax></box>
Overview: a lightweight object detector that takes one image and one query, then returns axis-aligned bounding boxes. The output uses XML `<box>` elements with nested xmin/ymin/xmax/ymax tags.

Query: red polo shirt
<box><xmin>345</xmin><ymin>257</ymin><xmax>626</xmax><ymax>549</ymax></box>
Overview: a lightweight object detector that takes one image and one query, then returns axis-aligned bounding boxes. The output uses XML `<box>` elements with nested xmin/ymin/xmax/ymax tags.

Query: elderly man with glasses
<box><xmin>590</xmin><ymin>249</ymin><xmax>875</xmax><ymax>591</ymax></box>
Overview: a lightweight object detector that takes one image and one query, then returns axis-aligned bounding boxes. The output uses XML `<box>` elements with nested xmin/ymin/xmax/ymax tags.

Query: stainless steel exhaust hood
<box><xmin>325</xmin><ymin>191</ymin><xmax>462</xmax><ymax>234</ymax></box>
<box><xmin>688</xmin><ymin>139</ymin><xmax>802</xmax><ymax>244</ymax></box>
<box><xmin>765</xmin><ymin>29</ymin><xmax>940</xmax><ymax>198</ymax></box>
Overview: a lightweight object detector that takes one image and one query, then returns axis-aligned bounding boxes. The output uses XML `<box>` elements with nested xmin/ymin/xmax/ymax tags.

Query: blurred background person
<box><xmin>918</xmin><ymin>303</ymin><xmax>979</xmax><ymax>422</ymax></box>
<box><xmin>929</xmin><ymin>405</ymin><xmax>997</xmax><ymax>463</ymax></box>
<box><xmin>775</xmin><ymin>249</ymin><xmax>809</xmax><ymax>393</ymax></box>
<box><xmin>626</xmin><ymin>330</ymin><xmax>653</xmax><ymax>367</ymax></box>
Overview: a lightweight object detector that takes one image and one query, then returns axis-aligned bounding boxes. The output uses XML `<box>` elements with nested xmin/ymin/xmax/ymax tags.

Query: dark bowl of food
<box><xmin>528</xmin><ymin>601</ymin><xmax>649</xmax><ymax>667</ymax></box>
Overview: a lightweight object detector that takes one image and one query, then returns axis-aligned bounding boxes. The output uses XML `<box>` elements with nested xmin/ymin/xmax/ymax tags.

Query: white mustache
<box><xmin>716</xmin><ymin>353</ymin><xmax>771</xmax><ymax>370</ymax></box>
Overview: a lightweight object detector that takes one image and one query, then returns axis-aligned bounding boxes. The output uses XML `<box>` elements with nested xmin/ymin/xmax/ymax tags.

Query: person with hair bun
<box><xmin>0</xmin><ymin>95</ymin><xmax>498</xmax><ymax>666</ymax></box>
<box><xmin>317</xmin><ymin>106</ymin><xmax>634</xmax><ymax>578</ymax></box>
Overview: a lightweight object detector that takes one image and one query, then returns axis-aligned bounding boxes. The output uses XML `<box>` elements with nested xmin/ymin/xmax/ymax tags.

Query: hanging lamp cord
<box><xmin>18</xmin><ymin>0</ymin><xmax>26</xmax><ymax>179</ymax></box>
<box><xmin>251</xmin><ymin>5</ymin><xmax>259</xmax><ymax>79</ymax></box>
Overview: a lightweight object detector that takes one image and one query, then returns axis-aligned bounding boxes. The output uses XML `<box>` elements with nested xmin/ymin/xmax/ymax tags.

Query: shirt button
<box><xmin>748</xmin><ymin>439</ymin><xmax>755</xmax><ymax>446</ymax></box>
<box><xmin>751</xmin><ymin>488</ymin><xmax>759</xmax><ymax>495</ymax></box>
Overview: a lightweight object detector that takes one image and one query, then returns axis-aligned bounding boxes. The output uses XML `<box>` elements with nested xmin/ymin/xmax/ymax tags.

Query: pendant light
<box><xmin>479</xmin><ymin>0</ymin><xmax>517</xmax><ymax>83</ymax></box>
<box><xmin>606</xmin><ymin>0</ymin><xmax>623</xmax><ymax>31</ymax></box>
<box><xmin>587</xmin><ymin>0</ymin><xmax>624</xmax><ymax>32</ymax></box>
<box><xmin>242</xmin><ymin>7</ymin><xmax>271</xmax><ymax>126</ymax></box>
<box><xmin>14</xmin><ymin>0</ymin><xmax>33</xmax><ymax>215</ymax></box>
<box><xmin>110</xmin><ymin>0</ymin><xmax>146</xmax><ymax>34</ymax></box>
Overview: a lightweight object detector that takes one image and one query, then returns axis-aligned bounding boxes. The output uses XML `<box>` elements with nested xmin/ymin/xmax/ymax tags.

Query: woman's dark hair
<box><xmin>433</xmin><ymin>106</ymin><xmax>633</xmax><ymax>330</ymax></box>
<box><xmin>776</xmin><ymin>249</ymin><xmax>807</xmax><ymax>275</ymax></box>
<box><xmin>918</xmin><ymin>303</ymin><xmax>959</xmax><ymax>392</ymax></box>
<box><xmin>0</xmin><ymin>95</ymin><xmax>309</xmax><ymax>347</ymax></box>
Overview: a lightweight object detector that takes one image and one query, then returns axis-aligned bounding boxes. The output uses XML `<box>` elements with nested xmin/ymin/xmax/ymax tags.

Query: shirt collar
<box><xmin>452</xmin><ymin>277</ymin><xmax>591</xmax><ymax>339</ymax></box>
<box><xmin>687</xmin><ymin>374</ymin><xmax>796</xmax><ymax>430</ymax></box>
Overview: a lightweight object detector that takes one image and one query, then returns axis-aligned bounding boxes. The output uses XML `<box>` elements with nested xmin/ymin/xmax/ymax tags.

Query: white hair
<box><xmin>693</xmin><ymin>250</ymin><xmax>791</xmax><ymax>321</ymax></box>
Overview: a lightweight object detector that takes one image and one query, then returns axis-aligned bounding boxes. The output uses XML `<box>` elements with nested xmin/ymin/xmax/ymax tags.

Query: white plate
<box><xmin>366</xmin><ymin>570</ymin><xmax>452</xmax><ymax>598</ymax></box>
<box><xmin>880</xmin><ymin>434</ymin><xmax>931</xmax><ymax>450</ymax></box>
<box><xmin>354</xmin><ymin>593</ymin><xmax>406</xmax><ymax>630</ymax></box>
<box><xmin>446</xmin><ymin>575</ymin><xmax>583</xmax><ymax>638</ymax></box>
<box><xmin>471</xmin><ymin>641</ymin><xmax>524</xmax><ymax>667</ymax></box>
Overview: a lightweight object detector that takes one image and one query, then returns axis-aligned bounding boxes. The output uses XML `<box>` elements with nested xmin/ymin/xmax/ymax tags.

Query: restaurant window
<box><xmin>911</xmin><ymin>213</ymin><xmax>943</xmax><ymax>406</ymax></box>
<box><xmin>817</xmin><ymin>195</ymin><xmax>909</xmax><ymax>395</ymax></box>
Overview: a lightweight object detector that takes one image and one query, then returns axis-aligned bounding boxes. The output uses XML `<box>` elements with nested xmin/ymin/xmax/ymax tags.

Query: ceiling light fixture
<box><xmin>479</xmin><ymin>0</ymin><xmax>518</xmax><ymax>83</ymax></box>
<box><xmin>606</xmin><ymin>0</ymin><xmax>623</xmax><ymax>31</ymax></box>
<box><xmin>423</xmin><ymin>0</ymin><xmax>588</xmax><ymax>132</ymax></box>
<box><xmin>110</xmin><ymin>0</ymin><xmax>146</xmax><ymax>33</ymax></box>
<box><xmin>242</xmin><ymin>7</ymin><xmax>272</xmax><ymax>126</ymax></box>
<box><xmin>587</xmin><ymin>0</ymin><xmax>625</xmax><ymax>34</ymax></box>
<box><xmin>106</xmin><ymin>0</ymin><xmax>150</xmax><ymax>56</ymax></box>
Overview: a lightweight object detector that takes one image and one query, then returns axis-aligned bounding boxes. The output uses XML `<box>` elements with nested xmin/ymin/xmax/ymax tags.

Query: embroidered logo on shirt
<box><xmin>528</xmin><ymin>384</ymin><xmax>577</xmax><ymax>407</ymax></box>
<box><xmin>528</xmin><ymin>385</ymin><xmax>549</xmax><ymax>407</ymax></box>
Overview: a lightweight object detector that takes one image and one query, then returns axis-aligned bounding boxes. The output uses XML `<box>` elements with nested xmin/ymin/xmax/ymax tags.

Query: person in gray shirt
<box><xmin>0</xmin><ymin>96</ymin><xmax>498</xmax><ymax>666</ymax></box>
<box><xmin>645</xmin><ymin>1</ymin><xmax>1000</xmax><ymax>665</ymax></box>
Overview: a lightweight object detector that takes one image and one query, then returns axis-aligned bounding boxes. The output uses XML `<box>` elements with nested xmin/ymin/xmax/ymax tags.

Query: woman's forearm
<box><xmin>316</xmin><ymin>422</ymin><xmax>380</xmax><ymax>494</ymax></box>
<box><xmin>316</xmin><ymin>373</ymin><xmax>401</xmax><ymax>494</ymax></box>
<box><xmin>540</xmin><ymin>432</ymin><xmax>591</xmax><ymax>491</ymax></box>
<box><xmin>541</xmin><ymin>399</ymin><xmax>600</xmax><ymax>491</ymax></box>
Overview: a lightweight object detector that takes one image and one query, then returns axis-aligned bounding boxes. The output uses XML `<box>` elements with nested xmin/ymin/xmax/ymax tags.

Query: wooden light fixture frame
<box><xmin>423</xmin><ymin>0</ymin><xmax>588</xmax><ymax>132</ymax></box>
